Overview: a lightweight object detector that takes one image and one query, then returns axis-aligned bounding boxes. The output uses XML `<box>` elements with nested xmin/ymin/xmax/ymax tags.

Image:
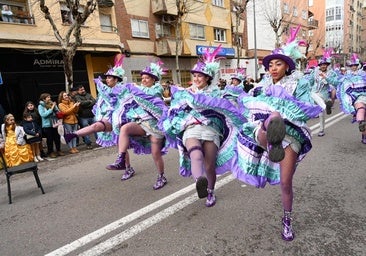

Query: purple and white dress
<box><xmin>232</xmin><ymin>72</ymin><xmax>323</xmax><ymax>188</ymax></box>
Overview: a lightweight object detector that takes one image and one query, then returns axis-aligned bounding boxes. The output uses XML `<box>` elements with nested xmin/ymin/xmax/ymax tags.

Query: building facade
<box><xmin>114</xmin><ymin>0</ymin><xmax>246</xmax><ymax>85</ymax></box>
<box><xmin>0</xmin><ymin>0</ymin><xmax>121</xmax><ymax>118</ymax></box>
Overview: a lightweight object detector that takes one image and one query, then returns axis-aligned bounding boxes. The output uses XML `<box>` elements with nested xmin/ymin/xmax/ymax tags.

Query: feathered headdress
<box><xmin>231</xmin><ymin>68</ymin><xmax>246</xmax><ymax>82</ymax></box>
<box><xmin>140</xmin><ymin>60</ymin><xmax>166</xmax><ymax>81</ymax></box>
<box><xmin>190</xmin><ymin>44</ymin><xmax>223</xmax><ymax>79</ymax></box>
<box><xmin>104</xmin><ymin>54</ymin><xmax>125</xmax><ymax>81</ymax></box>
<box><xmin>347</xmin><ymin>53</ymin><xmax>361</xmax><ymax>66</ymax></box>
<box><xmin>318</xmin><ymin>48</ymin><xmax>333</xmax><ymax>65</ymax></box>
<box><xmin>263</xmin><ymin>25</ymin><xmax>306</xmax><ymax>74</ymax></box>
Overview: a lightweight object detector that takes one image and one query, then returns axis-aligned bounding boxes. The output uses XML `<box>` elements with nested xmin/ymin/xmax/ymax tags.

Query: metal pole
<box><xmin>253</xmin><ymin>0</ymin><xmax>258</xmax><ymax>80</ymax></box>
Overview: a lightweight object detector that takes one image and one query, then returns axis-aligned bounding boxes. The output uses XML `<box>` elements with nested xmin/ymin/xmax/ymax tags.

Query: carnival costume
<box><xmin>232</xmin><ymin>27</ymin><xmax>322</xmax><ymax>188</ymax></box>
<box><xmin>336</xmin><ymin>54</ymin><xmax>366</xmax><ymax>143</ymax></box>
<box><xmin>159</xmin><ymin>47</ymin><xmax>243</xmax><ymax>178</ymax></box>
<box><xmin>308</xmin><ymin>48</ymin><xmax>339</xmax><ymax>136</ymax></box>
<box><xmin>112</xmin><ymin>62</ymin><xmax>169</xmax><ymax>155</ymax></box>
<box><xmin>92</xmin><ymin>54</ymin><xmax>128</xmax><ymax>147</ymax></box>
<box><xmin>221</xmin><ymin>68</ymin><xmax>246</xmax><ymax>105</ymax></box>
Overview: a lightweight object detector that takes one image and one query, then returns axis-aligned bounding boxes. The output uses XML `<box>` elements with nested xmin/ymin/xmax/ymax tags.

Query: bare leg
<box><xmin>150</xmin><ymin>136</ymin><xmax>164</xmax><ymax>174</ymax></box>
<box><xmin>76</xmin><ymin>119</ymin><xmax>112</xmax><ymax>137</ymax></box>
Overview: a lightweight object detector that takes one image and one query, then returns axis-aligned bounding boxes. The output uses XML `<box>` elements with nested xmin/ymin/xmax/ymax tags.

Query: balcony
<box><xmin>151</xmin><ymin>0</ymin><xmax>177</xmax><ymax>15</ymax></box>
<box><xmin>308</xmin><ymin>19</ymin><xmax>319</xmax><ymax>30</ymax></box>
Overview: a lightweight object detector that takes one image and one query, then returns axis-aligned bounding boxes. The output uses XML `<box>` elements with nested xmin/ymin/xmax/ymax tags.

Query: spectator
<box><xmin>58</xmin><ymin>91</ymin><xmax>80</xmax><ymax>154</ymax></box>
<box><xmin>0</xmin><ymin>113</ymin><xmax>34</xmax><ymax>167</ymax></box>
<box><xmin>1</xmin><ymin>5</ymin><xmax>13</xmax><ymax>23</ymax></box>
<box><xmin>74</xmin><ymin>85</ymin><xmax>97</xmax><ymax>149</ymax></box>
<box><xmin>22</xmin><ymin>112</ymin><xmax>44</xmax><ymax>162</ymax></box>
<box><xmin>0</xmin><ymin>103</ymin><xmax>5</xmax><ymax>126</ymax></box>
<box><xmin>23</xmin><ymin>101</ymin><xmax>46</xmax><ymax>158</ymax></box>
<box><xmin>38</xmin><ymin>93</ymin><xmax>65</xmax><ymax>158</ymax></box>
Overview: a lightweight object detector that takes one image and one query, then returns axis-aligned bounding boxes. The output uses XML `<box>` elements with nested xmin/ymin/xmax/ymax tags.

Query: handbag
<box><xmin>25</xmin><ymin>134</ymin><xmax>36</xmax><ymax>140</ymax></box>
<box><xmin>56</xmin><ymin>111</ymin><xmax>65</xmax><ymax>119</ymax></box>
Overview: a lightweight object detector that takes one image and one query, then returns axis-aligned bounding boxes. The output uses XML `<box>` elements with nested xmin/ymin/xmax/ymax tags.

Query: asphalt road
<box><xmin>0</xmin><ymin>105</ymin><xmax>365</xmax><ymax>256</ymax></box>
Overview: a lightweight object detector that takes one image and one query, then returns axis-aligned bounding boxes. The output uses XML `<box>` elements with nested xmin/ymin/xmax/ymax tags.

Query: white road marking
<box><xmin>46</xmin><ymin>174</ymin><xmax>234</xmax><ymax>256</ymax></box>
<box><xmin>46</xmin><ymin>112</ymin><xmax>349</xmax><ymax>255</ymax></box>
<box><xmin>79</xmin><ymin>175</ymin><xmax>234</xmax><ymax>256</ymax></box>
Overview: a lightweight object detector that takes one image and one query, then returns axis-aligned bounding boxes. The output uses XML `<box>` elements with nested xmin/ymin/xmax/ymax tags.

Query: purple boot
<box><xmin>281</xmin><ymin>216</ymin><xmax>295</xmax><ymax>241</ymax></box>
<box><xmin>61</xmin><ymin>133</ymin><xmax>78</xmax><ymax>144</ymax></box>
<box><xmin>361</xmin><ymin>134</ymin><xmax>366</xmax><ymax>144</ymax></box>
<box><xmin>106</xmin><ymin>153</ymin><xmax>126</xmax><ymax>171</ymax></box>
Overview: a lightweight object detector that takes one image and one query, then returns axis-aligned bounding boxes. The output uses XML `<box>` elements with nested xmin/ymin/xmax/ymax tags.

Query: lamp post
<box><xmin>253</xmin><ymin>0</ymin><xmax>258</xmax><ymax>81</ymax></box>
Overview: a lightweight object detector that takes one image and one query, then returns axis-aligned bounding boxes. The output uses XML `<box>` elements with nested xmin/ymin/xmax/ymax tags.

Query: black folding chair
<box><xmin>0</xmin><ymin>150</ymin><xmax>45</xmax><ymax>204</ymax></box>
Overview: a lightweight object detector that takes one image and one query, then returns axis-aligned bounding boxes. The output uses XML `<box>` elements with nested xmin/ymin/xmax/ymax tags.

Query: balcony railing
<box><xmin>151</xmin><ymin>0</ymin><xmax>177</xmax><ymax>15</ymax></box>
<box><xmin>308</xmin><ymin>19</ymin><xmax>318</xmax><ymax>29</ymax></box>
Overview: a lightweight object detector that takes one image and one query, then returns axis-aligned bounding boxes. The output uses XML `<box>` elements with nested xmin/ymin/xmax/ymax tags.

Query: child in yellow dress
<box><xmin>0</xmin><ymin>114</ymin><xmax>34</xmax><ymax>167</ymax></box>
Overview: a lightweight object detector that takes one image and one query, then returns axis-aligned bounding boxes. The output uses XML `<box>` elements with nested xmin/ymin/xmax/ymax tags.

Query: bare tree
<box><xmin>161</xmin><ymin>0</ymin><xmax>202</xmax><ymax>85</ymax></box>
<box><xmin>39</xmin><ymin>0</ymin><xmax>97</xmax><ymax>91</ymax></box>
<box><xmin>232</xmin><ymin>0</ymin><xmax>250</xmax><ymax>68</ymax></box>
<box><xmin>260</xmin><ymin>0</ymin><xmax>296</xmax><ymax>48</ymax></box>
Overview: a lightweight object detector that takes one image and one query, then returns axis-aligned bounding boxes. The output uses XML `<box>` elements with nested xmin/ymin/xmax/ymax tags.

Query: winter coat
<box><xmin>74</xmin><ymin>93</ymin><xmax>96</xmax><ymax>118</ymax></box>
<box><xmin>58</xmin><ymin>99</ymin><xmax>79</xmax><ymax>125</ymax></box>
<box><xmin>38</xmin><ymin>100</ymin><xmax>60</xmax><ymax>128</ymax></box>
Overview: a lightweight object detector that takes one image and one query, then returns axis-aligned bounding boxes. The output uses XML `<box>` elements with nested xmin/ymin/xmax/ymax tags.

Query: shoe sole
<box><xmin>325</xmin><ymin>101</ymin><xmax>332</xmax><ymax>115</ymax></box>
<box><xmin>106</xmin><ymin>165</ymin><xmax>126</xmax><ymax>171</ymax></box>
<box><xmin>153</xmin><ymin>180</ymin><xmax>167</xmax><ymax>190</ymax></box>
<box><xmin>196</xmin><ymin>176</ymin><xmax>208</xmax><ymax>198</ymax></box>
<box><xmin>266</xmin><ymin>117</ymin><xmax>286</xmax><ymax>163</ymax></box>
<box><xmin>359</xmin><ymin>121</ymin><xmax>366</xmax><ymax>132</ymax></box>
<box><xmin>121</xmin><ymin>170</ymin><xmax>135</xmax><ymax>180</ymax></box>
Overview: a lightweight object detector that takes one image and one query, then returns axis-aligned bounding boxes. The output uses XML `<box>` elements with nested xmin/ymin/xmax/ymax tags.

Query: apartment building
<box><xmin>114</xmin><ymin>0</ymin><xmax>245</xmax><ymax>85</ymax></box>
<box><xmin>310</xmin><ymin>0</ymin><xmax>366</xmax><ymax>66</ymax></box>
<box><xmin>0</xmin><ymin>0</ymin><xmax>121</xmax><ymax>118</ymax></box>
<box><xmin>245</xmin><ymin>0</ymin><xmax>319</xmax><ymax>79</ymax></box>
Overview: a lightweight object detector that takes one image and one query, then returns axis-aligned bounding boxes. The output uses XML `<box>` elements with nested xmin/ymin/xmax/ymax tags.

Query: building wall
<box><xmin>0</xmin><ymin>0</ymin><xmax>122</xmax><ymax>118</ymax></box>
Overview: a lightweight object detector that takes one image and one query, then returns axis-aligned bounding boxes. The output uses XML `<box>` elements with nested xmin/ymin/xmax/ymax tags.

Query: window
<box><xmin>60</xmin><ymin>2</ymin><xmax>84</xmax><ymax>25</ymax></box>
<box><xmin>326</xmin><ymin>8</ymin><xmax>335</xmax><ymax>21</ymax></box>
<box><xmin>293</xmin><ymin>7</ymin><xmax>298</xmax><ymax>16</ymax></box>
<box><xmin>1</xmin><ymin>1</ymin><xmax>34</xmax><ymax>24</ymax></box>
<box><xmin>189</xmin><ymin>24</ymin><xmax>205</xmax><ymax>40</ymax></box>
<box><xmin>335</xmin><ymin>6</ymin><xmax>342</xmax><ymax>20</ymax></box>
<box><xmin>302</xmin><ymin>10</ymin><xmax>307</xmax><ymax>19</ymax></box>
<box><xmin>283</xmin><ymin>3</ymin><xmax>289</xmax><ymax>14</ymax></box>
<box><xmin>155</xmin><ymin>23</ymin><xmax>171</xmax><ymax>38</ymax></box>
<box><xmin>214</xmin><ymin>28</ymin><xmax>226</xmax><ymax>42</ymax></box>
<box><xmin>212</xmin><ymin>0</ymin><xmax>224</xmax><ymax>7</ymax></box>
<box><xmin>99</xmin><ymin>13</ymin><xmax>113</xmax><ymax>32</ymax></box>
<box><xmin>131</xmin><ymin>19</ymin><xmax>149</xmax><ymax>38</ymax></box>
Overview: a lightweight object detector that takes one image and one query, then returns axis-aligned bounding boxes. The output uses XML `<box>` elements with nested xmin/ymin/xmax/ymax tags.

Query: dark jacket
<box><xmin>74</xmin><ymin>93</ymin><xmax>96</xmax><ymax>118</ymax></box>
<box><xmin>22</xmin><ymin>120</ymin><xmax>42</xmax><ymax>143</ymax></box>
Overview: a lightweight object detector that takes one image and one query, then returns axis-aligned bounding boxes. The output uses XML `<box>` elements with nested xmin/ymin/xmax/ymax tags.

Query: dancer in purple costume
<box><xmin>107</xmin><ymin>61</ymin><xmax>170</xmax><ymax>190</ymax></box>
<box><xmin>159</xmin><ymin>46</ymin><xmax>243</xmax><ymax>207</ymax></box>
<box><xmin>337</xmin><ymin>53</ymin><xmax>366</xmax><ymax>144</ymax></box>
<box><xmin>232</xmin><ymin>26</ymin><xmax>322</xmax><ymax>241</ymax></box>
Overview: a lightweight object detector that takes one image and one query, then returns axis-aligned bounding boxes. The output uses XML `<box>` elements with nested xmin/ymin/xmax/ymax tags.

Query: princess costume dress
<box><xmin>232</xmin><ymin>72</ymin><xmax>323</xmax><ymax>187</ymax></box>
<box><xmin>2</xmin><ymin>125</ymin><xmax>33</xmax><ymax>167</ymax></box>
<box><xmin>159</xmin><ymin>85</ymin><xmax>244</xmax><ymax>177</ymax></box>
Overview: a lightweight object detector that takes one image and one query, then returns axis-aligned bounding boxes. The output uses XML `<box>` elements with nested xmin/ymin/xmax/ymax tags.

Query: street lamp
<box><xmin>253</xmin><ymin>0</ymin><xmax>258</xmax><ymax>81</ymax></box>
